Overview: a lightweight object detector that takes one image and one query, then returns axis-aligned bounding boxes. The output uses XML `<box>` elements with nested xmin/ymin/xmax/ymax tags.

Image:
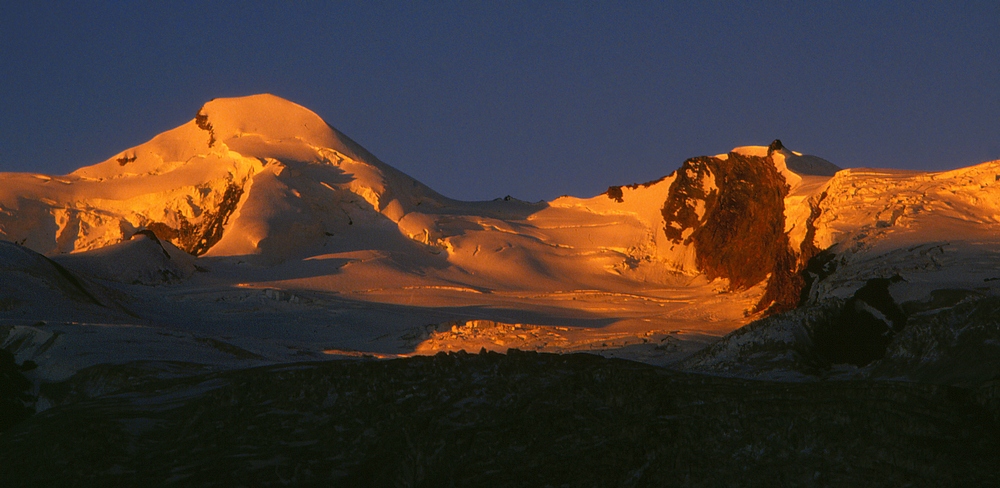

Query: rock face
<box><xmin>145</xmin><ymin>181</ymin><xmax>244</xmax><ymax>256</ymax></box>
<box><xmin>660</xmin><ymin>149</ymin><xmax>813</xmax><ymax>313</ymax></box>
<box><xmin>810</xmin><ymin>276</ymin><xmax>907</xmax><ymax>366</ymax></box>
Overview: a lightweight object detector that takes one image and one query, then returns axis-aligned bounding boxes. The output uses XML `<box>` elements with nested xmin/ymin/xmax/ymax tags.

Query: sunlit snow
<box><xmin>3</xmin><ymin>94</ymin><xmax>999</xmax><ymax>386</ymax></box>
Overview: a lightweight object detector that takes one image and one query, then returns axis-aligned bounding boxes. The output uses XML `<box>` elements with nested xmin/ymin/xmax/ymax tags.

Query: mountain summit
<box><xmin>73</xmin><ymin>94</ymin><xmax>377</xmax><ymax>180</ymax></box>
<box><xmin>3</xmin><ymin>94</ymin><xmax>452</xmax><ymax>261</ymax></box>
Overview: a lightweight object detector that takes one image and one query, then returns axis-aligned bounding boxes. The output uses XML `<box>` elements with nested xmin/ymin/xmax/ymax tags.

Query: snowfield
<box><xmin>2</xmin><ymin>93</ymin><xmax>999</xmax><ymax>389</ymax></box>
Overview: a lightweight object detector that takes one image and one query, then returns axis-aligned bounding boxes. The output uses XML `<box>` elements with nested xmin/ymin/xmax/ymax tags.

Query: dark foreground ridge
<box><xmin>2</xmin><ymin>351</ymin><xmax>998</xmax><ymax>486</ymax></box>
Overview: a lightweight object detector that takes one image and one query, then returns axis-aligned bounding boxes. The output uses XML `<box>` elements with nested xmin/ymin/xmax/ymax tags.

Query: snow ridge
<box><xmin>3</xmin><ymin>94</ymin><xmax>1000</xmax><ymax>381</ymax></box>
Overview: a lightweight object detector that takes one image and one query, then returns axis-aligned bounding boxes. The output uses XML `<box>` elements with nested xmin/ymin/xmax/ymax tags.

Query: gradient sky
<box><xmin>2</xmin><ymin>2</ymin><xmax>998</xmax><ymax>201</ymax></box>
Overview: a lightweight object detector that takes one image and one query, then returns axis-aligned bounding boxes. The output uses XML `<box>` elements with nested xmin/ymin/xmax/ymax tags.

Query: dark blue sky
<box><xmin>2</xmin><ymin>2</ymin><xmax>998</xmax><ymax>201</ymax></box>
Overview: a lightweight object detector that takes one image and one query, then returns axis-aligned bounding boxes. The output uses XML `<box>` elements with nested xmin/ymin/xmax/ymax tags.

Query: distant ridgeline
<box><xmin>3</xmin><ymin>94</ymin><xmax>999</xmax><ymax>351</ymax></box>
<box><xmin>0</xmin><ymin>94</ymin><xmax>845</xmax><ymax>318</ymax></box>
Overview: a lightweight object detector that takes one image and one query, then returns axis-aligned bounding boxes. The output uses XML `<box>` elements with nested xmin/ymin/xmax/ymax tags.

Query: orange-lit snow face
<box><xmin>4</xmin><ymin>94</ymin><xmax>1000</xmax><ymax>380</ymax></box>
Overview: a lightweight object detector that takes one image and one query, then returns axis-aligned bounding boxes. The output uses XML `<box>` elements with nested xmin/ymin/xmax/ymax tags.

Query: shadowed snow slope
<box><xmin>51</xmin><ymin>231</ymin><xmax>196</xmax><ymax>285</ymax></box>
<box><xmin>0</xmin><ymin>241</ymin><xmax>134</xmax><ymax>324</ymax></box>
<box><xmin>2</xmin><ymin>95</ymin><xmax>1000</xmax><ymax>386</ymax></box>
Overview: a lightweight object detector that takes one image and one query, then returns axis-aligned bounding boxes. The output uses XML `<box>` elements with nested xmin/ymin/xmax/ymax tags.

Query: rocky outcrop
<box><xmin>809</xmin><ymin>276</ymin><xmax>907</xmax><ymax>366</ymax></box>
<box><xmin>604</xmin><ymin>186</ymin><xmax>624</xmax><ymax>203</ymax></box>
<box><xmin>147</xmin><ymin>181</ymin><xmax>245</xmax><ymax>256</ymax></box>
<box><xmin>681</xmin><ymin>284</ymin><xmax>1000</xmax><ymax>387</ymax></box>
<box><xmin>660</xmin><ymin>150</ymin><xmax>811</xmax><ymax>313</ymax></box>
<box><xmin>194</xmin><ymin>110</ymin><xmax>216</xmax><ymax>148</ymax></box>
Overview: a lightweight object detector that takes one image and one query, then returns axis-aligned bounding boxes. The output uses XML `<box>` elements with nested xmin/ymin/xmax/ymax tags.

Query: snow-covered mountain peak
<box><xmin>4</xmin><ymin>94</ymin><xmax>454</xmax><ymax>258</ymax></box>
<box><xmin>195</xmin><ymin>94</ymin><xmax>369</xmax><ymax>163</ymax></box>
<box><xmin>71</xmin><ymin>94</ymin><xmax>372</xmax><ymax>181</ymax></box>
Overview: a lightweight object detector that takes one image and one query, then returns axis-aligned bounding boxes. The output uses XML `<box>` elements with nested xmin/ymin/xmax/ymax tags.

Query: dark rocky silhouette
<box><xmin>115</xmin><ymin>154</ymin><xmax>137</xmax><ymax>166</ymax></box>
<box><xmin>811</xmin><ymin>276</ymin><xmax>907</xmax><ymax>366</ymax></box>
<box><xmin>194</xmin><ymin>111</ymin><xmax>216</xmax><ymax>147</ymax></box>
<box><xmin>0</xmin><ymin>349</ymin><xmax>33</xmax><ymax>433</ymax></box>
<box><xmin>604</xmin><ymin>185</ymin><xmax>624</xmax><ymax>203</ymax></box>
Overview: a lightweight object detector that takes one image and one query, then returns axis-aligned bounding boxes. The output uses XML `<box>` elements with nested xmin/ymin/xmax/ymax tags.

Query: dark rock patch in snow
<box><xmin>605</xmin><ymin>185</ymin><xmax>624</xmax><ymax>203</ymax></box>
<box><xmin>767</xmin><ymin>138</ymin><xmax>784</xmax><ymax>155</ymax></box>
<box><xmin>798</xmin><ymin>248</ymin><xmax>838</xmax><ymax>306</ymax></box>
<box><xmin>810</xmin><ymin>276</ymin><xmax>906</xmax><ymax>367</ymax></box>
<box><xmin>115</xmin><ymin>153</ymin><xmax>136</xmax><ymax>166</ymax></box>
<box><xmin>194</xmin><ymin>110</ymin><xmax>216</xmax><ymax>148</ymax></box>
<box><xmin>684</xmin><ymin>287</ymin><xmax>1000</xmax><ymax>385</ymax></box>
<box><xmin>901</xmin><ymin>288</ymin><xmax>982</xmax><ymax>316</ymax></box>
<box><xmin>147</xmin><ymin>181</ymin><xmax>244</xmax><ymax>256</ymax></box>
<box><xmin>661</xmin><ymin>156</ymin><xmax>718</xmax><ymax>244</ymax></box>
